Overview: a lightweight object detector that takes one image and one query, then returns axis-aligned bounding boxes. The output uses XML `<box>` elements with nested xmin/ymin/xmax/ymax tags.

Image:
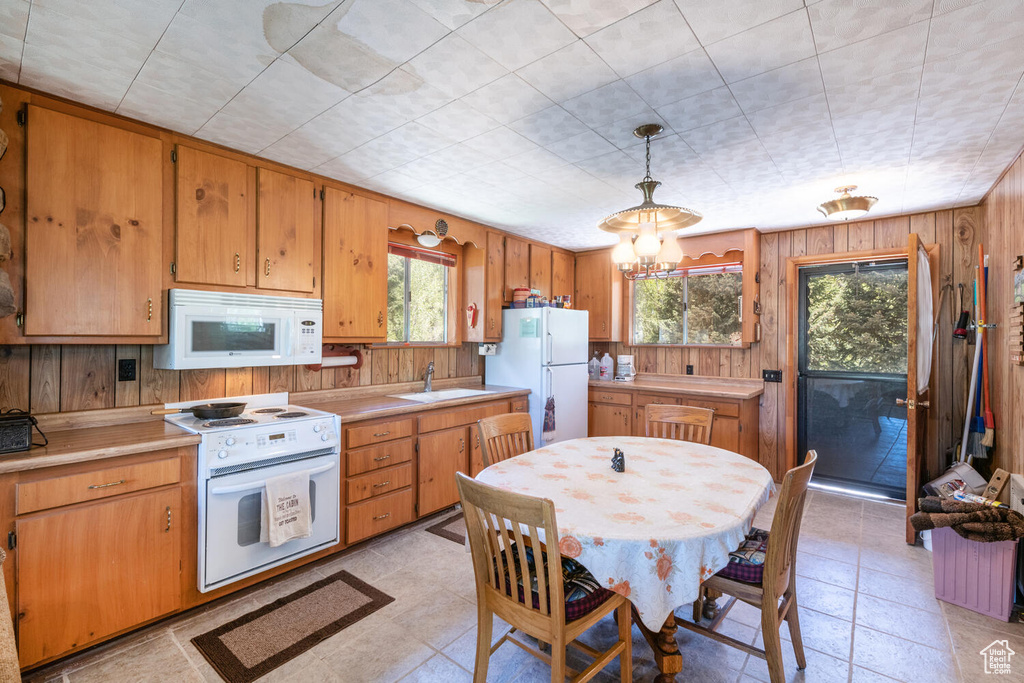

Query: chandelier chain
<box><xmin>643</xmin><ymin>135</ymin><xmax>653</xmax><ymax>182</ymax></box>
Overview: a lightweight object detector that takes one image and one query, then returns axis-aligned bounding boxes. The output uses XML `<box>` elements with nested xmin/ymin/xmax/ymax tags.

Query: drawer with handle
<box><xmin>588</xmin><ymin>389</ymin><xmax>632</xmax><ymax>406</ymax></box>
<box><xmin>346</xmin><ymin>438</ymin><xmax>414</xmax><ymax>477</ymax></box>
<box><xmin>510</xmin><ymin>398</ymin><xmax>529</xmax><ymax>413</ymax></box>
<box><xmin>346</xmin><ymin>488</ymin><xmax>414</xmax><ymax>544</ymax></box>
<box><xmin>682</xmin><ymin>398</ymin><xmax>740</xmax><ymax>418</ymax></box>
<box><xmin>345</xmin><ymin>418</ymin><xmax>413</xmax><ymax>449</ymax></box>
<box><xmin>636</xmin><ymin>393</ymin><xmax>681</xmax><ymax>408</ymax></box>
<box><xmin>16</xmin><ymin>457</ymin><xmax>181</xmax><ymax>515</ymax></box>
<box><xmin>346</xmin><ymin>462</ymin><xmax>413</xmax><ymax>504</ymax></box>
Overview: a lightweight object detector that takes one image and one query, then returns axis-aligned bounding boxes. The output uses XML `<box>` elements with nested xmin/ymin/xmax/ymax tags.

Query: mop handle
<box><xmin>959</xmin><ymin>278</ymin><xmax>983</xmax><ymax>463</ymax></box>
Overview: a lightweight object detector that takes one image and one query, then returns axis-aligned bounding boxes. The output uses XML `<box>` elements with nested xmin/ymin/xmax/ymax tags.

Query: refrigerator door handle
<box><xmin>546</xmin><ymin>330</ymin><xmax>554</xmax><ymax>363</ymax></box>
<box><xmin>547</xmin><ymin>367</ymin><xmax>553</xmax><ymax>398</ymax></box>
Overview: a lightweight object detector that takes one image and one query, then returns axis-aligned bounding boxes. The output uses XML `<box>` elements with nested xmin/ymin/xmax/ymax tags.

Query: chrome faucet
<box><xmin>424</xmin><ymin>361</ymin><xmax>435</xmax><ymax>393</ymax></box>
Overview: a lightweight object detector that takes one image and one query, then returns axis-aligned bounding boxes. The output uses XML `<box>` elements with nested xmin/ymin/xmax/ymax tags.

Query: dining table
<box><xmin>475</xmin><ymin>435</ymin><xmax>775</xmax><ymax>682</ymax></box>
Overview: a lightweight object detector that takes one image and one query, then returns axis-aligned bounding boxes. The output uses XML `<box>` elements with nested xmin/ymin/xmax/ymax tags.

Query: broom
<box><xmin>978</xmin><ymin>244</ymin><xmax>995</xmax><ymax>447</ymax></box>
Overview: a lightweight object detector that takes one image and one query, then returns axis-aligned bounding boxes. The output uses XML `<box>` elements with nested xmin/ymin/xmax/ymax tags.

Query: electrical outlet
<box><xmin>685</xmin><ymin>364</ymin><xmax>694</xmax><ymax>375</ymax></box>
<box><xmin>118</xmin><ymin>358</ymin><xmax>137</xmax><ymax>382</ymax></box>
<box><xmin>763</xmin><ymin>370</ymin><xmax>782</xmax><ymax>383</ymax></box>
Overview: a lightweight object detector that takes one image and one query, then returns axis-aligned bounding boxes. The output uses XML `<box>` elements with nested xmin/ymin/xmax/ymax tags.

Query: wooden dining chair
<box><xmin>678</xmin><ymin>451</ymin><xmax>818</xmax><ymax>683</ymax></box>
<box><xmin>644</xmin><ymin>404</ymin><xmax>715</xmax><ymax>445</ymax></box>
<box><xmin>456</xmin><ymin>473</ymin><xmax>631</xmax><ymax>683</ymax></box>
<box><xmin>477</xmin><ymin>413</ymin><xmax>535</xmax><ymax>468</ymax></box>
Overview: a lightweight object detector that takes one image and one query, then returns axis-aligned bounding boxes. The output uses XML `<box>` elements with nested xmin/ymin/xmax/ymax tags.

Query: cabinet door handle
<box><xmin>373</xmin><ymin>481</ymin><xmax>391</xmax><ymax>488</ymax></box>
<box><xmin>165</xmin><ymin>506</ymin><xmax>172</xmax><ymax>532</ymax></box>
<box><xmin>373</xmin><ymin>431</ymin><xmax>391</xmax><ymax>437</ymax></box>
<box><xmin>373</xmin><ymin>454</ymin><xmax>391</xmax><ymax>462</ymax></box>
<box><xmin>459</xmin><ymin>438</ymin><xmax>465</xmax><ymax>453</ymax></box>
<box><xmin>490</xmin><ymin>318</ymin><xmax>495</xmax><ymax>330</ymax></box>
<box><xmin>602</xmin><ymin>321</ymin><xmax>607</xmax><ymax>331</ymax></box>
<box><xmin>378</xmin><ymin>311</ymin><xmax>384</xmax><ymax>327</ymax></box>
<box><xmin>88</xmin><ymin>479</ymin><xmax>125</xmax><ymax>490</ymax></box>
<box><xmin>373</xmin><ymin>512</ymin><xmax>391</xmax><ymax>521</ymax></box>
<box><xmin>234</xmin><ymin>252</ymin><xmax>241</xmax><ymax>273</ymax></box>
<box><xmin>147</xmin><ymin>298</ymin><xmax>153</xmax><ymax>321</ymax></box>
<box><xmin>265</xmin><ymin>257</ymin><xmax>271</xmax><ymax>277</ymax></box>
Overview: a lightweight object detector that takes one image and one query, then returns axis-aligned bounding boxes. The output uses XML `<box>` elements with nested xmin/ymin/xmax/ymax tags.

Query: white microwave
<box><xmin>153</xmin><ymin>290</ymin><xmax>322</xmax><ymax>369</ymax></box>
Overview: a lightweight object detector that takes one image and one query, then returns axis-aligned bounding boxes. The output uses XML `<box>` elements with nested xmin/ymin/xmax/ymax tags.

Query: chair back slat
<box><xmin>457</xmin><ymin>473</ymin><xmax>565</xmax><ymax>627</ymax></box>
<box><xmin>478</xmin><ymin>413</ymin><xmax>535</xmax><ymax>467</ymax></box>
<box><xmin>645</xmin><ymin>405</ymin><xmax>714</xmax><ymax>445</ymax></box>
<box><xmin>763</xmin><ymin>451</ymin><xmax>817</xmax><ymax>598</ymax></box>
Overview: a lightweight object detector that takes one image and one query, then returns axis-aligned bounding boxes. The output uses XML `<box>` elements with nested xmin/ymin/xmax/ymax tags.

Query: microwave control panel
<box><xmin>296</xmin><ymin>317</ymin><xmax>321</xmax><ymax>356</ymax></box>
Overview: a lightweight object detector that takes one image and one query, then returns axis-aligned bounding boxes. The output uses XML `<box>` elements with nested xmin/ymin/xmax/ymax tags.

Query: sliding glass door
<box><xmin>797</xmin><ymin>261</ymin><xmax>909</xmax><ymax>499</ymax></box>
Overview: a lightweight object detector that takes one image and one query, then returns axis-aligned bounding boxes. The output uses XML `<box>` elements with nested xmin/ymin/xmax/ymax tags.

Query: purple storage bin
<box><xmin>931</xmin><ymin>526</ymin><xmax>1018</xmax><ymax>621</ymax></box>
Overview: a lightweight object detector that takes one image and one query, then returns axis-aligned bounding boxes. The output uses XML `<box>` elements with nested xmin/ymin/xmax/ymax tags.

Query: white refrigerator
<box><xmin>485</xmin><ymin>308</ymin><xmax>590</xmax><ymax>447</ymax></box>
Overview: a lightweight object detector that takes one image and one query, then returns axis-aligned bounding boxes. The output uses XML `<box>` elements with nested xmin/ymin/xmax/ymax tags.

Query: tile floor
<box><xmin>26</xmin><ymin>490</ymin><xmax>1024</xmax><ymax>682</ymax></box>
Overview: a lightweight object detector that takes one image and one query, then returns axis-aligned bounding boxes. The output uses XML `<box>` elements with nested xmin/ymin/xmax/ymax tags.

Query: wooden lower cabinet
<box><xmin>588</xmin><ymin>402</ymin><xmax>632</xmax><ymax>436</ymax></box>
<box><xmin>418</xmin><ymin>426</ymin><xmax>469</xmax><ymax>515</ymax></box>
<box><xmin>469</xmin><ymin>428</ymin><xmax>485</xmax><ymax>477</ymax></box>
<box><xmin>347</xmin><ymin>488</ymin><xmax>415</xmax><ymax>544</ymax></box>
<box><xmin>16</xmin><ymin>487</ymin><xmax>181</xmax><ymax>667</ymax></box>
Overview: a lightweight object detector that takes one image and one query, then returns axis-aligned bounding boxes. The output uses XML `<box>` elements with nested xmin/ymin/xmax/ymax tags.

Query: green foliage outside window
<box><xmin>387</xmin><ymin>253</ymin><xmax>448</xmax><ymax>344</ymax></box>
<box><xmin>805</xmin><ymin>268</ymin><xmax>907</xmax><ymax>374</ymax></box>
<box><xmin>633</xmin><ymin>271</ymin><xmax>742</xmax><ymax>345</ymax></box>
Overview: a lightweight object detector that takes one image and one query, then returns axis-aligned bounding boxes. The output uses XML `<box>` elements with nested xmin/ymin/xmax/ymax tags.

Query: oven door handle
<box><xmin>208</xmin><ymin>461</ymin><xmax>336</xmax><ymax>496</ymax></box>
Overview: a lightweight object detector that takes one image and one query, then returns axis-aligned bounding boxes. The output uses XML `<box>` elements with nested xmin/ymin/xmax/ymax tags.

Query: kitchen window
<box><xmin>386</xmin><ymin>243</ymin><xmax>454</xmax><ymax>344</ymax></box>
<box><xmin>632</xmin><ymin>265</ymin><xmax>743</xmax><ymax>346</ymax></box>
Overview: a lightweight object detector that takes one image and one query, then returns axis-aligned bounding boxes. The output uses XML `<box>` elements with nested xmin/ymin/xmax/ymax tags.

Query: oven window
<box><xmin>192</xmin><ymin>320</ymin><xmax>277</xmax><ymax>352</ymax></box>
<box><xmin>237</xmin><ymin>482</ymin><xmax>317</xmax><ymax>547</ymax></box>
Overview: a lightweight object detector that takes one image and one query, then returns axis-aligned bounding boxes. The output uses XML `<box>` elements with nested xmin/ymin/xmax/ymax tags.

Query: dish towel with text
<box><xmin>260</xmin><ymin>470</ymin><xmax>312</xmax><ymax>547</ymax></box>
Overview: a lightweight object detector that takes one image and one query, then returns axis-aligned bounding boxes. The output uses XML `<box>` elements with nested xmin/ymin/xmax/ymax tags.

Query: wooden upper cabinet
<box><xmin>552</xmin><ymin>251</ymin><xmax>575</xmax><ymax>299</ymax></box>
<box><xmin>485</xmin><ymin>232</ymin><xmax>504</xmax><ymax>340</ymax></box>
<box><xmin>504</xmin><ymin>236</ymin><xmax>529</xmax><ymax>301</ymax></box>
<box><xmin>574</xmin><ymin>250</ymin><xmax>622</xmax><ymax>341</ymax></box>
<box><xmin>256</xmin><ymin>168</ymin><xmax>315</xmax><ymax>293</ymax></box>
<box><xmin>322</xmin><ymin>188</ymin><xmax>388</xmax><ymax>341</ymax></box>
<box><xmin>529</xmin><ymin>244</ymin><xmax>551</xmax><ymax>299</ymax></box>
<box><xmin>25</xmin><ymin>106</ymin><xmax>163</xmax><ymax>337</ymax></box>
<box><xmin>174</xmin><ymin>146</ymin><xmax>250</xmax><ymax>287</ymax></box>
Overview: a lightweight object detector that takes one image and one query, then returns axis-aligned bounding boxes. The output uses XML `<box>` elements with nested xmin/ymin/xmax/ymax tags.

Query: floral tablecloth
<box><xmin>475</xmin><ymin>436</ymin><xmax>775</xmax><ymax>631</ymax></box>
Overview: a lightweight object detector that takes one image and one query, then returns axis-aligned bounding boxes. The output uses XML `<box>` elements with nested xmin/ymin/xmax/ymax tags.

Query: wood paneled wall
<box><xmin>592</xmin><ymin>208</ymin><xmax>984</xmax><ymax>481</ymax></box>
<box><xmin>0</xmin><ymin>344</ymin><xmax>482</xmax><ymax>413</ymax></box>
<box><xmin>981</xmin><ymin>151</ymin><xmax>1024</xmax><ymax>476</ymax></box>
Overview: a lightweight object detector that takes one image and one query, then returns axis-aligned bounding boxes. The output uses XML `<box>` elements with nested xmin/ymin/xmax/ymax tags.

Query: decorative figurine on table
<box><xmin>611</xmin><ymin>448</ymin><xmax>625</xmax><ymax>473</ymax></box>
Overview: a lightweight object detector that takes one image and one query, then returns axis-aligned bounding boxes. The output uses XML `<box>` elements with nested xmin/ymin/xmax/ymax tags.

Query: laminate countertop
<box><xmin>0</xmin><ymin>385</ymin><xmax>531</xmax><ymax>474</ymax></box>
<box><xmin>301</xmin><ymin>384</ymin><xmax>531</xmax><ymax>423</ymax></box>
<box><xmin>588</xmin><ymin>375</ymin><xmax>764</xmax><ymax>400</ymax></box>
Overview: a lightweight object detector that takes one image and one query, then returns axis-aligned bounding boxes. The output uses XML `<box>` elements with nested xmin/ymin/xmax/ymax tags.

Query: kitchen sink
<box><xmin>388</xmin><ymin>388</ymin><xmax>494</xmax><ymax>403</ymax></box>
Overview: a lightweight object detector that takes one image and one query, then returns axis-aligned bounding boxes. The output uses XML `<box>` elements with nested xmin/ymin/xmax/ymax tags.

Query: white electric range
<box><xmin>163</xmin><ymin>393</ymin><xmax>341</xmax><ymax>592</ymax></box>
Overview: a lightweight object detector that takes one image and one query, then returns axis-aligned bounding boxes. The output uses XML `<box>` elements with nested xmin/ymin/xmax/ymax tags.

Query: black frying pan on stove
<box><xmin>151</xmin><ymin>402</ymin><xmax>246</xmax><ymax>419</ymax></box>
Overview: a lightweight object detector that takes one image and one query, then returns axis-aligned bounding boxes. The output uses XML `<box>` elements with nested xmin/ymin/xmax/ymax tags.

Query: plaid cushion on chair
<box><xmin>716</xmin><ymin>527</ymin><xmax>769</xmax><ymax>584</ymax></box>
<box><xmin>494</xmin><ymin>543</ymin><xmax>614</xmax><ymax>621</ymax></box>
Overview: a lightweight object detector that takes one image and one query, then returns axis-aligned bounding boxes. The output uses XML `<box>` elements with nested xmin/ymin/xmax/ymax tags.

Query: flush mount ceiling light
<box><xmin>600</xmin><ymin>124</ymin><xmax>702</xmax><ymax>280</ymax></box>
<box><xmin>817</xmin><ymin>185</ymin><xmax>878</xmax><ymax>221</ymax></box>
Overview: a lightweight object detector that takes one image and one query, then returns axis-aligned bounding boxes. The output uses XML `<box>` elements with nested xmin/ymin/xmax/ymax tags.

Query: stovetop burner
<box><xmin>204</xmin><ymin>418</ymin><xmax>257</xmax><ymax>428</ymax></box>
<box><xmin>253</xmin><ymin>408</ymin><xmax>286</xmax><ymax>414</ymax></box>
<box><xmin>275</xmin><ymin>411</ymin><xmax>308</xmax><ymax>419</ymax></box>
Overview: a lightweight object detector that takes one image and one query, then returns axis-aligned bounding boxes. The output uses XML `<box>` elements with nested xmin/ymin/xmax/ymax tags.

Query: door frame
<box><xmin>783</xmin><ymin>245</ymin><xmax>940</xmax><ymax>474</ymax></box>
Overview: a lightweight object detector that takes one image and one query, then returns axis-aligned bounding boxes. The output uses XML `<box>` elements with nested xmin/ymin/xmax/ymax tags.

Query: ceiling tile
<box><xmin>504</xmin><ymin>146</ymin><xmax>571</xmax><ymax>174</ymax></box>
<box><xmin>463</xmin><ymin>126</ymin><xmax>539</xmax><ymax>160</ymax></box>
<box><xmin>0</xmin><ymin>0</ymin><xmax>28</xmax><ymax>41</ymax></box>
<box><xmin>359</xmin><ymin>67</ymin><xmax>454</xmax><ymax>121</ymax></box>
<box><xmin>729</xmin><ymin>57</ymin><xmax>824</xmax><ymax>113</ymax></box>
<box><xmin>406</xmin><ymin>33</ymin><xmax>509</xmax><ymax>99</ymax></box>
<box><xmin>362</xmin><ymin>168</ymin><xmax>425</xmax><ymax>195</ymax></box>
<box><xmin>116</xmin><ymin>80</ymin><xmax>223</xmax><ymax>134</ymax></box>
<box><xmin>459</xmin><ymin>0</ymin><xmax>576</xmax><ymax>70</ymax></box>
<box><xmin>297</xmin><ymin>94</ymin><xmax>408</xmax><ymax>155</ymax></box>
<box><xmin>539</xmin><ymin>0</ymin><xmax>659</xmax><ymax>37</ymax></box>
<box><xmin>0</xmin><ymin>34</ymin><xmax>22</xmax><ymax>81</ymax></box>
<box><xmin>516</xmin><ymin>40</ymin><xmax>618</xmax><ymax>102</ymax></box>
<box><xmin>118</xmin><ymin>50</ymin><xmax>243</xmax><ymax>126</ymax></box>
<box><xmin>681</xmin><ymin>116</ymin><xmax>758</xmax><ymax>156</ymax></box>
<box><xmin>706</xmin><ymin>10</ymin><xmax>816</xmax><ymax>83</ymax></box>
<box><xmin>545</xmin><ymin>129</ymin><xmax>618</xmax><ymax>162</ymax></box>
<box><xmin>196</xmin><ymin>110</ymin><xmax>289</xmax><ymax>155</ymax></box>
<box><xmin>423</xmin><ymin>142</ymin><xmax>495</xmax><ymax>171</ymax></box>
<box><xmin>832</xmin><ymin>102</ymin><xmax>917</xmax><ymax>138</ymax></box>
<box><xmin>259</xmin><ymin>129</ymin><xmax>344</xmax><ymax>170</ymax></box>
<box><xmin>747</xmin><ymin>93</ymin><xmax>832</xmax><ymax>138</ymax></box>
<box><xmin>510</xmin><ymin>105</ymin><xmax>590</xmax><ymax>145</ymax></box>
<box><xmin>927</xmin><ymin>0</ymin><xmax>1024</xmax><ymax>60</ymax></box>
<box><xmin>407</xmin><ymin>0</ymin><xmax>499</xmax><ymax>29</ymax></box>
<box><xmin>220</xmin><ymin>58</ymin><xmax>350</xmax><ymax>132</ymax></box>
<box><xmin>808</xmin><ymin>0</ymin><xmax>932</xmax><ymax>53</ymax></box>
<box><xmin>156</xmin><ymin>9</ymin><xmax>276</xmax><ymax>88</ymax></box>
<box><xmin>574</xmin><ymin>150</ymin><xmax>643</xmax><ymax>181</ymax></box>
<box><xmin>825</xmin><ymin>66</ymin><xmax>922</xmax><ymax>119</ymax></box>
<box><xmin>328</xmin><ymin>0</ymin><xmax>448</xmax><ymax>64</ymax></box>
<box><xmin>561</xmin><ymin>80</ymin><xmax>650</xmax><ymax>127</ymax></box>
<box><xmin>625</xmin><ymin>49</ymin><xmax>723</xmax><ymax>108</ymax></box>
<box><xmin>673</xmin><ymin>0</ymin><xmax>804</xmax><ymax>45</ymax></box>
<box><xmin>393</xmin><ymin>156</ymin><xmax>462</xmax><ymax>184</ymax></box>
<box><xmin>33</xmin><ymin>0</ymin><xmax>179</xmax><ymax>46</ymax></box>
<box><xmin>585</xmin><ymin>0</ymin><xmax>698</xmax><ymax>77</ymax></box>
<box><xmin>818</xmin><ymin>20</ymin><xmax>928</xmax><ymax>90</ymax></box>
<box><xmin>415</xmin><ymin>99</ymin><xmax>501</xmax><ymax>142</ymax></box>
<box><xmin>473</xmin><ymin>160</ymin><xmax>529</xmax><ymax>185</ymax></box>
<box><xmin>656</xmin><ymin>86</ymin><xmax>742</xmax><ymax>132</ymax></box>
<box><xmin>460</xmin><ymin>74</ymin><xmax>553</xmax><ymax>125</ymax></box>
<box><xmin>20</xmin><ymin>46</ymin><xmax>132</xmax><ymax>110</ymax></box>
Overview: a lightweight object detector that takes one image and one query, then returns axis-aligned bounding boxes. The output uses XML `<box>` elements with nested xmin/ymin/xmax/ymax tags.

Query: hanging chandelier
<box><xmin>599</xmin><ymin>124</ymin><xmax>702</xmax><ymax>280</ymax></box>
<box><xmin>817</xmin><ymin>185</ymin><xmax>878</xmax><ymax>221</ymax></box>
